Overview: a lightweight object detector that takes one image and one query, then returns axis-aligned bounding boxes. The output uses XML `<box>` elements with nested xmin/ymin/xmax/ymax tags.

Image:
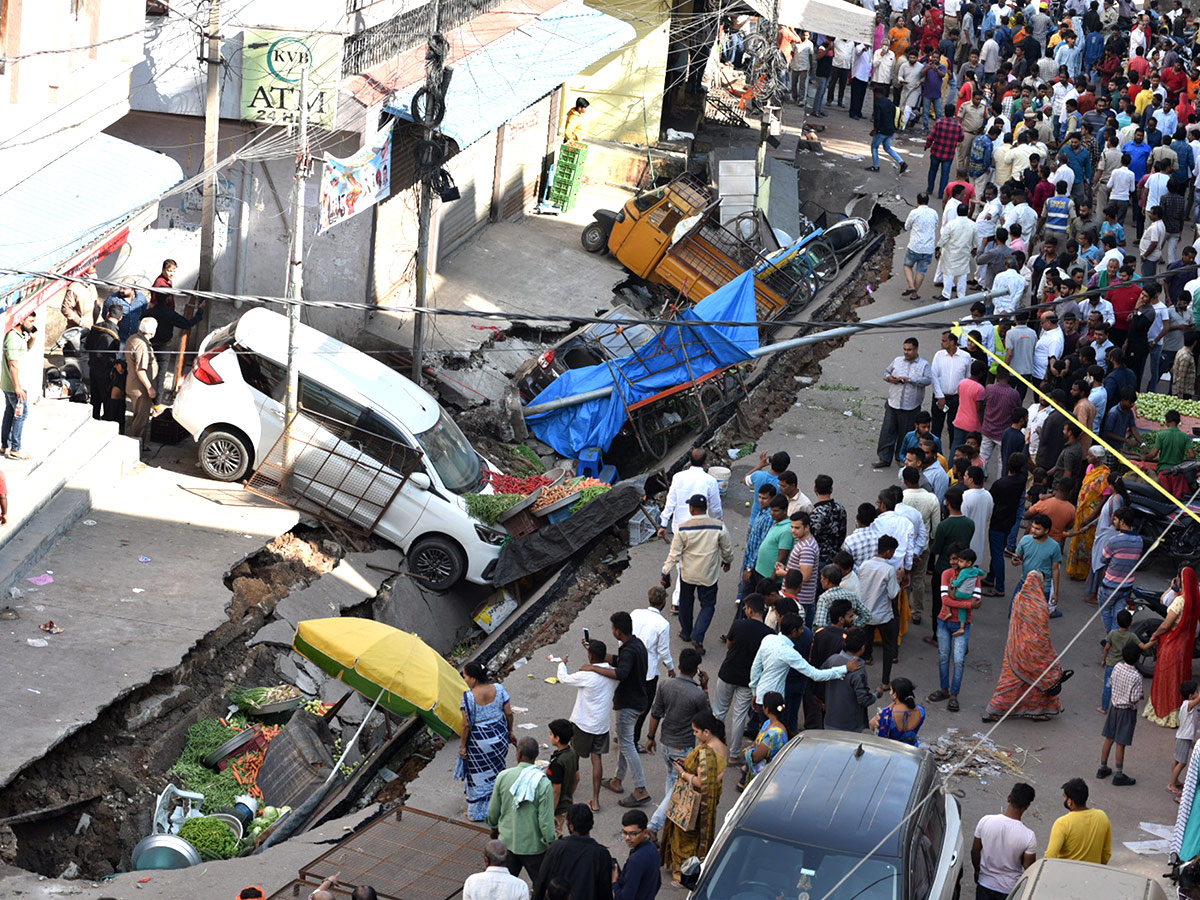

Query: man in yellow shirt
<box><xmin>1045</xmin><ymin>778</ymin><xmax>1112</xmax><ymax>864</ymax></box>
<box><xmin>564</xmin><ymin>97</ymin><xmax>590</xmax><ymax>143</ymax></box>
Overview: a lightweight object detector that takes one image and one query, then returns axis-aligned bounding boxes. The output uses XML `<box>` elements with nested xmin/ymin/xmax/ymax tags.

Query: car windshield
<box><xmin>692</xmin><ymin>834</ymin><xmax>900</xmax><ymax>900</ymax></box>
<box><xmin>414</xmin><ymin>409</ymin><xmax>482</xmax><ymax>494</ymax></box>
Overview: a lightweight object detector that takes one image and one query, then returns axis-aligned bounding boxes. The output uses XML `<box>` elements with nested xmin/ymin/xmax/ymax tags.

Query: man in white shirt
<box><xmin>871</xmin><ymin>45</ymin><xmax>896</xmax><ymax>89</ymax></box>
<box><xmin>931</xmin><ymin>330</ymin><xmax>972</xmax><ymax>446</ymax></box>
<box><xmin>874</xmin><ymin>488</ymin><xmax>915</xmax><ymax>578</ymax></box>
<box><xmin>1005</xmin><ymin>310</ymin><xmax>1038</xmax><ymax>397</ymax></box>
<box><xmin>1032</xmin><ymin>313</ymin><xmax>1065</xmax><ymax>381</ymax></box>
<box><xmin>857</xmin><ymin>536</ymin><xmax>902</xmax><ymax>690</ymax></box>
<box><xmin>631</xmin><ymin>587</ymin><xmax>675</xmax><ymax>749</ymax></box>
<box><xmin>1140</xmin><ymin>205</ymin><xmax>1166</xmax><ymax>277</ymax></box>
<box><xmin>1106</xmin><ymin>154</ymin><xmax>1136</xmax><ymax>222</ymax></box>
<box><xmin>1002</xmin><ymin>192</ymin><xmax>1038</xmax><ymax>243</ymax></box>
<box><xmin>558</xmin><ymin>643</ymin><xmax>618</xmax><ymax>813</ymax></box>
<box><xmin>463</xmin><ymin>841</ymin><xmax>532</xmax><ymax>900</ymax></box>
<box><xmin>1076</xmin><ymin>294</ymin><xmax>1116</xmax><ymax>327</ymax></box>
<box><xmin>991</xmin><ymin>257</ymin><xmax>1027</xmax><ymax>315</ymax></box>
<box><xmin>903</xmin><ymin>193</ymin><xmax>940</xmax><ymax>300</ymax></box>
<box><xmin>1147</xmin><ymin>289</ymin><xmax>1171</xmax><ymax>390</ymax></box>
<box><xmin>972</xmin><ymin>783</ymin><xmax>1038</xmax><ymax>900</ymax></box>
<box><xmin>979</xmin><ymin>32</ymin><xmax>1000</xmax><ymax>80</ymax></box>
<box><xmin>658</xmin><ymin>447</ymin><xmax>722</xmax><ymax>607</ymax></box>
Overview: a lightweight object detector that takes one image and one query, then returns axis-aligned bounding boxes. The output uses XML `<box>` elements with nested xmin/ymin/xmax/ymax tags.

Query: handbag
<box><xmin>666</xmin><ymin>749</ymin><xmax>708</xmax><ymax>831</ymax></box>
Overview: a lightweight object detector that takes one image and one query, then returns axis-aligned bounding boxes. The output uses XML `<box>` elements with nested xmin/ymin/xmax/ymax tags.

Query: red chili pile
<box><xmin>484</xmin><ymin>471</ymin><xmax>551</xmax><ymax>495</ymax></box>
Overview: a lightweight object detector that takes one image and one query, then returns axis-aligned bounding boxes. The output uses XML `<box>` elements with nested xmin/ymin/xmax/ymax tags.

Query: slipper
<box><xmin>589</xmin><ymin>800</ymin><xmax>602</xmax><ymax>812</ymax></box>
<box><xmin>1169</xmin><ymin>786</ymin><xmax>1183</xmax><ymax>795</ymax></box>
<box><xmin>618</xmin><ymin>793</ymin><xmax>652</xmax><ymax>808</ymax></box>
<box><xmin>927</xmin><ymin>689</ymin><xmax>951</xmax><ymax>702</ymax></box>
<box><xmin>603</xmin><ymin>779</ymin><xmax>625</xmax><ymax>794</ymax></box>
<box><xmin>947</xmin><ymin>698</ymin><xmax>960</xmax><ymax>712</ymax></box>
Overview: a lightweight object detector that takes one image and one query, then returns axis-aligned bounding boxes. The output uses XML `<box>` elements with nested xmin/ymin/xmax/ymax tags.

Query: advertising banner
<box><xmin>241</xmin><ymin>29</ymin><xmax>342</xmax><ymax>129</ymax></box>
<box><xmin>317</xmin><ymin>124</ymin><xmax>393</xmax><ymax>233</ymax></box>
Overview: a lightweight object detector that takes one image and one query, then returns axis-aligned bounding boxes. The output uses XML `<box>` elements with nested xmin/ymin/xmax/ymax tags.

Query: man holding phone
<box><xmin>558</xmin><ymin>640</ymin><xmax>617</xmax><ymax>813</ymax></box>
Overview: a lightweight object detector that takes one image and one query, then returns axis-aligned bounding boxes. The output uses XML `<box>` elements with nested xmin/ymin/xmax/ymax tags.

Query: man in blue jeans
<box><xmin>986</xmin><ymin>453</ymin><xmax>1027</xmax><ymax>597</ymax></box>
<box><xmin>927</xmin><ymin>545</ymin><xmax>981</xmax><ymax>712</ymax></box>
<box><xmin>925</xmin><ymin>103</ymin><xmax>964</xmax><ymax>197</ymax></box>
<box><xmin>867</xmin><ymin>87</ymin><xmax>908</xmax><ymax>173</ymax></box>
<box><xmin>1</xmin><ymin>312</ymin><xmax>36</xmax><ymax>461</ymax></box>
<box><xmin>644</xmin><ymin>648</ymin><xmax>708</xmax><ymax>834</ymax></box>
<box><xmin>661</xmin><ymin>493</ymin><xmax>732</xmax><ymax>654</ymax></box>
<box><xmin>581</xmin><ymin>611</ymin><xmax>652</xmax><ymax>807</ymax></box>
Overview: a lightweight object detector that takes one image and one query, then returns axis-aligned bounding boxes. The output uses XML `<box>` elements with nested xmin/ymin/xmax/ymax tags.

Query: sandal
<box><xmin>618</xmin><ymin>793</ymin><xmax>652</xmax><ymax>808</ymax></box>
<box><xmin>926</xmin><ymin>689</ymin><xmax>951</xmax><ymax>702</ymax></box>
<box><xmin>588</xmin><ymin>800</ymin><xmax>602</xmax><ymax>812</ymax></box>
<box><xmin>948</xmin><ymin>698</ymin><xmax>960</xmax><ymax>712</ymax></box>
<box><xmin>603</xmin><ymin>778</ymin><xmax>625</xmax><ymax>794</ymax></box>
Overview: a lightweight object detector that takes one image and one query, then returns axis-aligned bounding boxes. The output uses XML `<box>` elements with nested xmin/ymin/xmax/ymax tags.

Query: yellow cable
<box><xmin>952</xmin><ymin>321</ymin><xmax>1200</xmax><ymax>525</ymax></box>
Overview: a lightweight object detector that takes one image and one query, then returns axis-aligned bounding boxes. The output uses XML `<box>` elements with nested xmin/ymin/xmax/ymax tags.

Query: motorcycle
<box><xmin>1128</xmin><ymin>583</ymin><xmax>1200</xmax><ymax>678</ymax></box>
<box><xmin>1124</xmin><ymin>460</ymin><xmax>1200</xmax><ymax>570</ymax></box>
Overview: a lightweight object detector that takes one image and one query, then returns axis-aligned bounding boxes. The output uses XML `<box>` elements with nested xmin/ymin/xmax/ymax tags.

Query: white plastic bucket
<box><xmin>710</xmin><ymin>466</ymin><xmax>732</xmax><ymax>494</ymax></box>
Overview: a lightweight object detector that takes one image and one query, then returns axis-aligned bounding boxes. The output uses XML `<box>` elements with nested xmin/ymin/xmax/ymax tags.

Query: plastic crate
<box><xmin>560</xmin><ymin>142</ymin><xmax>588</xmax><ymax>165</ymax></box>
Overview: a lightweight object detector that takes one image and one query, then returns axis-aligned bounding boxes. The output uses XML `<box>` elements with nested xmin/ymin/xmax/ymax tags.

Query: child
<box><xmin>1026</xmin><ymin>466</ymin><xmax>1050</xmax><ymax>507</ymax></box>
<box><xmin>1100</xmin><ymin>609</ymin><xmax>1139</xmax><ymax>713</ymax></box>
<box><xmin>1098</xmin><ymin>643</ymin><xmax>1144</xmax><ymax>786</ymax></box>
<box><xmin>947</xmin><ymin>548</ymin><xmax>985</xmax><ymax>637</ymax></box>
<box><xmin>1171</xmin><ymin>680</ymin><xmax>1200</xmax><ymax>795</ymax></box>
<box><xmin>546</xmin><ymin>718</ymin><xmax>579</xmax><ymax>836</ymax></box>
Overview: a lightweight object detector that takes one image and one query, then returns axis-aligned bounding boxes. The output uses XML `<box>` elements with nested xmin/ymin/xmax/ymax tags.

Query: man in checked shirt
<box><xmin>1097</xmin><ymin>643</ymin><xmax>1144</xmax><ymax>787</ymax></box>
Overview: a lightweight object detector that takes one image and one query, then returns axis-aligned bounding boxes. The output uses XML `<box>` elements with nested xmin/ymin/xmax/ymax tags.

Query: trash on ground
<box><xmin>26</xmin><ymin>638</ymin><xmax>48</xmax><ymax>647</ymax></box>
<box><xmin>928</xmin><ymin>730</ymin><xmax>1031</xmax><ymax>781</ymax></box>
<box><xmin>26</xmin><ymin>573</ymin><xmax>54</xmax><ymax>586</ymax></box>
<box><xmin>139</xmin><ymin>556</ymin><xmax>152</xmax><ymax>564</ymax></box>
<box><xmin>82</xmin><ymin>520</ymin><xmax>97</xmax><ymax>526</ymax></box>
<box><xmin>517</xmin><ymin>723</ymin><xmax>538</xmax><ymax>729</ymax></box>
<box><xmin>40</xmin><ymin>621</ymin><xmax>63</xmax><ymax>634</ymax></box>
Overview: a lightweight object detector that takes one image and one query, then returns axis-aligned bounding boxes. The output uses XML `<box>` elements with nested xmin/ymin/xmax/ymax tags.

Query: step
<box><xmin>0</xmin><ymin>406</ymin><xmax>139</xmax><ymax>596</ymax></box>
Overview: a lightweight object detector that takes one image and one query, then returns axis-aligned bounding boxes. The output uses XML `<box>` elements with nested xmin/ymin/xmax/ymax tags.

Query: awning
<box><xmin>744</xmin><ymin>0</ymin><xmax>875</xmax><ymax>44</ymax></box>
<box><xmin>0</xmin><ymin>132</ymin><xmax>184</xmax><ymax>305</ymax></box>
<box><xmin>385</xmin><ymin>1</ymin><xmax>635</xmax><ymax>150</ymax></box>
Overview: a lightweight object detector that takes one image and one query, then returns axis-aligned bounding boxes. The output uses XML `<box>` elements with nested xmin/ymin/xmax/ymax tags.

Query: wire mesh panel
<box><xmin>298</xmin><ymin>806</ymin><xmax>492</xmax><ymax>900</ymax></box>
<box><xmin>246</xmin><ymin>410</ymin><xmax>423</xmax><ymax>536</ymax></box>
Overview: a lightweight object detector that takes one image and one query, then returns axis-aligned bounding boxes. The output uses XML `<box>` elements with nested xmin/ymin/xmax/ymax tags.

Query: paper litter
<box><xmin>928</xmin><ymin>730</ymin><xmax>1031</xmax><ymax>781</ymax></box>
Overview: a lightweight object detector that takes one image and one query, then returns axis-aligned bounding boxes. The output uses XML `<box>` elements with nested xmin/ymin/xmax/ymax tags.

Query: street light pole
<box><xmin>198</xmin><ymin>0</ymin><xmax>222</xmax><ymax>295</ymax></box>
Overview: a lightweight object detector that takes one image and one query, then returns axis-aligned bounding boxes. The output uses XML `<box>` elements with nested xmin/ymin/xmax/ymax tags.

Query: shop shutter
<box><xmin>497</xmin><ymin>94</ymin><xmax>553</xmax><ymax>221</ymax></box>
<box><xmin>436</xmin><ymin>130</ymin><xmax>497</xmax><ymax>263</ymax></box>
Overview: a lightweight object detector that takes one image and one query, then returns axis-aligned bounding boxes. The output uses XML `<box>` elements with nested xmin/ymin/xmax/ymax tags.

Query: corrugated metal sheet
<box><xmin>385</xmin><ymin>1</ymin><xmax>635</xmax><ymax>151</ymax></box>
<box><xmin>0</xmin><ymin>133</ymin><xmax>184</xmax><ymax>303</ymax></box>
<box><xmin>497</xmin><ymin>93</ymin><xmax>553</xmax><ymax>221</ymax></box>
<box><xmin>436</xmin><ymin>130</ymin><xmax>497</xmax><ymax>262</ymax></box>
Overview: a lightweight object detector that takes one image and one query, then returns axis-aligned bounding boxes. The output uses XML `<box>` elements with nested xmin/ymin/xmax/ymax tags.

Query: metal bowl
<box><xmin>205</xmin><ymin>813</ymin><xmax>244</xmax><ymax>842</ymax></box>
<box><xmin>132</xmin><ymin>833</ymin><xmax>202</xmax><ymax>870</ymax></box>
<box><xmin>202</xmin><ymin>727</ymin><xmax>261</xmax><ymax>768</ymax></box>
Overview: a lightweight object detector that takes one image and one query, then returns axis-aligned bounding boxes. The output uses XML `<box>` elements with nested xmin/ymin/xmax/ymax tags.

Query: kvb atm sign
<box><xmin>241</xmin><ymin>30</ymin><xmax>342</xmax><ymax>129</ymax></box>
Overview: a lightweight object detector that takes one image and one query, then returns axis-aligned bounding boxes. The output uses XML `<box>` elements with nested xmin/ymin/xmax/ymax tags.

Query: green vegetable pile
<box><xmin>168</xmin><ymin>720</ymin><xmax>243</xmax><ymax>810</ymax></box>
<box><xmin>1137</xmin><ymin>395</ymin><xmax>1200</xmax><ymax>425</ymax></box>
<box><xmin>178</xmin><ymin>816</ymin><xmax>240</xmax><ymax>860</ymax></box>
<box><xmin>510</xmin><ymin>443</ymin><xmax>547</xmax><ymax>475</ymax></box>
<box><xmin>571</xmin><ymin>484</ymin><xmax>611</xmax><ymax>512</ymax></box>
<box><xmin>229</xmin><ymin>684</ymin><xmax>303</xmax><ymax>711</ymax></box>
<box><xmin>464</xmin><ymin>492</ymin><xmax>525</xmax><ymax>525</ymax></box>
<box><xmin>247</xmin><ymin>805</ymin><xmax>292</xmax><ymax>842</ymax></box>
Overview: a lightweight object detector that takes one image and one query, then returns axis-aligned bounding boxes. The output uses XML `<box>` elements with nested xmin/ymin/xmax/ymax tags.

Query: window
<box><xmin>692</xmin><ymin>834</ymin><xmax>901</xmax><ymax>900</ymax></box>
<box><xmin>414</xmin><ymin>409</ymin><xmax>481</xmax><ymax>494</ymax></box>
<box><xmin>237</xmin><ymin>350</ymin><xmax>287</xmax><ymax>402</ymax></box>
<box><xmin>299</xmin><ymin>377</ymin><xmax>365</xmax><ymax>428</ymax></box>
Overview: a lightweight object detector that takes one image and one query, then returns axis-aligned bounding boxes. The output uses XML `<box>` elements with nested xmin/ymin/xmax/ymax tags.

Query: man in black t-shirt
<box><xmin>712</xmin><ymin>594</ymin><xmax>773</xmax><ymax>753</ymax></box>
<box><xmin>987</xmin><ymin>453</ymin><xmax>1027</xmax><ymax>597</ymax></box>
<box><xmin>582</xmin><ymin>611</ymin><xmax>650</xmax><ymax>805</ymax></box>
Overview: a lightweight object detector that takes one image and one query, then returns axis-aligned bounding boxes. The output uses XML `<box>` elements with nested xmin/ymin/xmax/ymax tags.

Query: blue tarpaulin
<box><xmin>526</xmin><ymin>271</ymin><xmax>760</xmax><ymax>457</ymax></box>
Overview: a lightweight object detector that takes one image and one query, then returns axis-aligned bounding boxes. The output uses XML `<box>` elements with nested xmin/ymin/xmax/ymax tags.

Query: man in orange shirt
<box><xmin>1026</xmin><ymin>478</ymin><xmax>1077</xmax><ymax>543</ymax></box>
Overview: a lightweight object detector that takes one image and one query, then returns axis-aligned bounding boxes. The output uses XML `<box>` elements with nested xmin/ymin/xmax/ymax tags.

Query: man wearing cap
<box><xmin>661</xmin><ymin>493</ymin><xmax>732</xmax><ymax>654</ymax></box>
<box><xmin>125</xmin><ymin>317</ymin><xmax>159</xmax><ymax>450</ymax></box>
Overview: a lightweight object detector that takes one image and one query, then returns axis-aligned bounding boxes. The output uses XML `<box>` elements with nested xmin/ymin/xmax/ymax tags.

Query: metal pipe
<box><xmin>522</xmin><ymin>288</ymin><xmax>1005</xmax><ymax>417</ymax></box>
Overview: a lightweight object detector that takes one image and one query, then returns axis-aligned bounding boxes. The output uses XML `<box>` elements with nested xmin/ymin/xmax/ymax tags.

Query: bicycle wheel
<box><xmin>805</xmin><ymin>238</ymin><xmax>840</xmax><ymax>284</ymax></box>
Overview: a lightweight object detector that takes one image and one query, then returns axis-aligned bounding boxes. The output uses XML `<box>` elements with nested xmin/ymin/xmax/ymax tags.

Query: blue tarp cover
<box><xmin>526</xmin><ymin>271</ymin><xmax>760</xmax><ymax>457</ymax></box>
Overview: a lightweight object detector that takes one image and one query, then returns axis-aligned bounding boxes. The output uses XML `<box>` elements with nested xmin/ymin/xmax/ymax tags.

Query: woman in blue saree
<box><xmin>455</xmin><ymin>661</ymin><xmax>514</xmax><ymax>821</ymax></box>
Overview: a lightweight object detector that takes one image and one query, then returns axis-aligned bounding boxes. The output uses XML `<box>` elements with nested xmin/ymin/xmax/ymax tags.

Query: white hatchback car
<box><xmin>171</xmin><ymin>308</ymin><xmax>505</xmax><ymax>590</ymax></box>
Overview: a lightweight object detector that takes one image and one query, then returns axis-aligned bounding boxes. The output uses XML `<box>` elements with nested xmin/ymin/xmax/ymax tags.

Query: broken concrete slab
<box><xmin>123</xmin><ymin>684</ymin><xmax>190</xmax><ymax>732</ymax></box>
<box><xmin>0</xmin><ymin>465</ymin><xmax>297</xmax><ymax>789</ymax></box>
<box><xmin>373</xmin><ymin>572</ymin><xmax>483</xmax><ymax>655</ymax></box>
<box><xmin>249</xmin><ymin>619</ymin><xmax>297</xmax><ymax>647</ymax></box>
<box><xmin>272</xmin><ymin>550</ymin><xmax>394</xmax><ymax>628</ymax></box>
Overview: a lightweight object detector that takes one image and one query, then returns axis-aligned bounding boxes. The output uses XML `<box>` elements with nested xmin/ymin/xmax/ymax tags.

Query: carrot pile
<box><xmin>222</xmin><ymin>723</ymin><xmax>284</xmax><ymax>801</ymax></box>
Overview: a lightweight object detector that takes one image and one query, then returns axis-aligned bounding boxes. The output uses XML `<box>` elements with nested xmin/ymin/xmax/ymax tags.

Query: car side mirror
<box><xmin>409</xmin><ymin>472</ymin><xmax>432</xmax><ymax>490</ymax></box>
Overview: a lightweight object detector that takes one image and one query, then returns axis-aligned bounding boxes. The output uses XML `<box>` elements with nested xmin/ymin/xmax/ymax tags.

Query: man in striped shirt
<box><xmin>842</xmin><ymin>503</ymin><xmax>882</xmax><ymax>569</ymax></box>
<box><xmin>1098</xmin><ymin>507</ymin><xmax>1143</xmax><ymax>634</ymax></box>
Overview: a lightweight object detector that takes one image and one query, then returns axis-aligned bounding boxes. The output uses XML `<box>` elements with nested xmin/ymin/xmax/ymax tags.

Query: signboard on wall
<box><xmin>241</xmin><ymin>29</ymin><xmax>342</xmax><ymax>129</ymax></box>
<box><xmin>318</xmin><ymin>124</ymin><xmax>393</xmax><ymax>233</ymax></box>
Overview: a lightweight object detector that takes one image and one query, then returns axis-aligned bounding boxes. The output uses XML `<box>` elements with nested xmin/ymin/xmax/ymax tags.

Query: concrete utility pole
<box><xmin>757</xmin><ymin>0</ymin><xmax>781</xmax><ymax>184</ymax></box>
<box><xmin>411</xmin><ymin>39</ymin><xmax>446</xmax><ymax>388</ymax></box>
<box><xmin>285</xmin><ymin>67</ymin><xmax>310</xmax><ymax>432</ymax></box>
<box><xmin>198</xmin><ymin>0</ymin><xmax>222</xmax><ymax>294</ymax></box>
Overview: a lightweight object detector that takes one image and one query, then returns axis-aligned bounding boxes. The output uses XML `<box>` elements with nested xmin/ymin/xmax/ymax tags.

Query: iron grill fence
<box><xmin>341</xmin><ymin>0</ymin><xmax>510</xmax><ymax>77</ymax></box>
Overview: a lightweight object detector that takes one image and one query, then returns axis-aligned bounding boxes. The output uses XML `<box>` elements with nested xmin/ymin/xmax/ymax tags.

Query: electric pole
<box><xmin>411</xmin><ymin>35</ymin><xmax>448</xmax><ymax>387</ymax></box>
<box><xmin>285</xmin><ymin>67</ymin><xmax>310</xmax><ymax>434</ymax></box>
<box><xmin>198</xmin><ymin>0</ymin><xmax>222</xmax><ymax>293</ymax></box>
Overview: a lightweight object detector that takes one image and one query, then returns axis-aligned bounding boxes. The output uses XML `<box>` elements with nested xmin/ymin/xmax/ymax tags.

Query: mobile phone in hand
<box><xmin>583</xmin><ymin>627</ymin><xmax>591</xmax><ymax>645</ymax></box>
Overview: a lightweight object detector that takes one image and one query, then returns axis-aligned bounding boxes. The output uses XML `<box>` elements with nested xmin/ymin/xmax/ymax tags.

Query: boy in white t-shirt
<box><xmin>1170</xmin><ymin>679</ymin><xmax>1200</xmax><ymax>795</ymax></box>
<box><xmin>972</xmin><ymin>782</ymin><xmax>1038</xmax><ymax>900</ymax></box>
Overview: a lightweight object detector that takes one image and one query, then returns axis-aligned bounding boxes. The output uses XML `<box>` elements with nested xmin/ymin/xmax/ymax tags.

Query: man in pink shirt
<box><xmin>952</xmin><ymin>359</ymin><xmax>988</xmax><ymax>457</ymax></box>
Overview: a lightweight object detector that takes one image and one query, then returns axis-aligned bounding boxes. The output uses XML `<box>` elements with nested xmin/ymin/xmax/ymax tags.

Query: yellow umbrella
<box><xmin>293</xmin><ymin>618</ymin><xmax>467</xmax><ymax>738</ymax></box>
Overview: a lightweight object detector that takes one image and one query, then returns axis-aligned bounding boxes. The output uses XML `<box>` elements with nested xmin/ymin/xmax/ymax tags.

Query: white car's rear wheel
<box><xmin>199</xmin><ymin>428</ymin><xmax>251</xmax><ymax>482</ymax></box>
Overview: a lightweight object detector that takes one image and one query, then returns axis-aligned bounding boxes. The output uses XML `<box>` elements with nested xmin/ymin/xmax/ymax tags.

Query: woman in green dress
<box><xmin>660</xmin><ymin>711</ymin><xmax>729</xmax><ymax>885</ymax></box>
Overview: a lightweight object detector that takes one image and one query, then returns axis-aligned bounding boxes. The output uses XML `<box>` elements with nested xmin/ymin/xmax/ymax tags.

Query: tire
<box><xmin>407</xmin><ymin>535</ymin><xmax>466</xmax><ymax>592</ymax></box>
<box><xmin>198</xmin><ymin>428</ymin><xmax>252</xmax><ymax>482</ymax></box>
<box><xmin>581</xmin><ymin>222</ymin><xmax>608</xmax><ymax>253</ymax></box>
<box><xmin>806</xmin><ymin>238</ymin><xmax>840</xmax><ymax>283</ymax></box>
<box><xmin>1134</xmin><ymin>618</ymin><xmax>1161</xmax><ymax>677</ymax></box>
<box><xmin>1169</xmin><ymin>524</ymin><xmax>1200</xmax><ymax>570</ymax></box>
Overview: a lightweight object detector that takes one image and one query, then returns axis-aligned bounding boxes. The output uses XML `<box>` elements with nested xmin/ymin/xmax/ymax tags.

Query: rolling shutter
<box><xmin>436</xmin><ymin>130</ymin><xmax>498</xmax><ymax>262</ymax></box>
<box><xmin>496</xmin><ymin>94</ymin><xmax>553</xmax><ymax>221</ymax></box>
